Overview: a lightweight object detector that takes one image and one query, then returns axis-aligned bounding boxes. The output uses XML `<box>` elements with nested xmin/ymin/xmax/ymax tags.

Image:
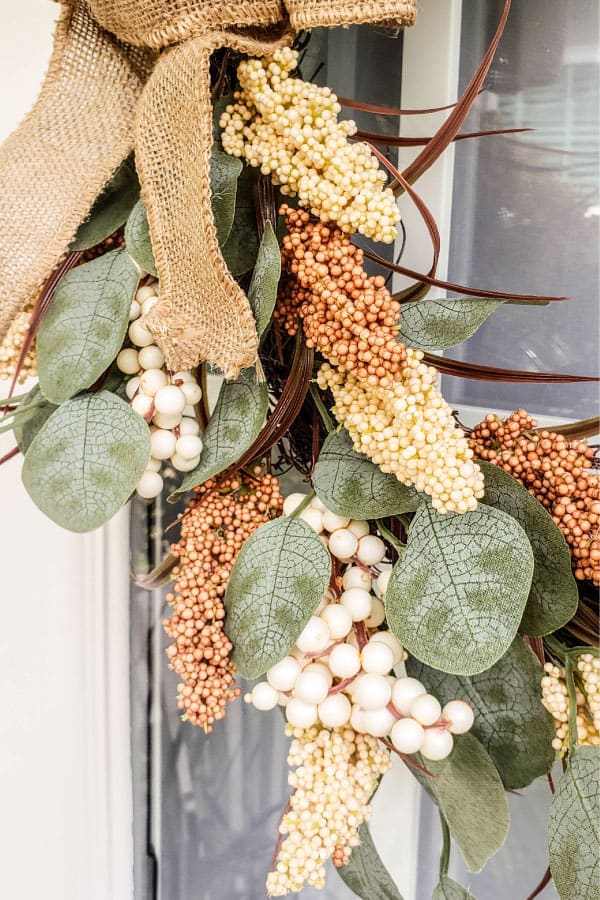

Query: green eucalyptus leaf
<box><xmin>432</xmin><ymin>877</ymin><xmax>476</xmax><ymax>900</ymax></box>
<box><xmin>312</xmin><ymin>429</ymin><xmax>421</xmax><ymax>520</ymax></box>
<box><xmin>386</xmin><ymin>501</ymin><xmax>534</xmax><ymax>675</ymax></box>
<box><xmin>169</xmin><ymin>367</ymin><xmax>268</xmax><ymax>499</ymax></box>
<box><xmin>22</xmin><ymin>391</ymin><xmax>150</xmax><ymax>532</ymax></box>
<box><xmin>407</xmin><ymin>638</ymin><xmax>556</xmax><ymax>789</ymax></box>
<box><xmin>338</xmin><ymin>823</ymin><xmax>403</xmax><ymax>900</ymax></box>
<box><xmin>225</xmin><ymin>517</ymin><xmax>331</xmax><ymax>678</ymax></box>
<box><xmin>248</xmin><ymin>222</ymin><xmax>281</xmax><ymax>339</ymax></box>
<box><xmin>124</xmin><ymin>200</ymin><xmax>157</xmax><ymax>277</ymax></box>
<box><xmin>479</xmin><ymin>460</ymin><xmax>578</xmax><ymax>636</ymax></box>
<box><xmin>221</xmin><ymin>167</ymin><xmax>259</xmax><ymax>275</ymax></box>
<box><xmin>70</xmin><ymin>155</ymin><xmax>140</xmax><ymax>251</ymax></box>
<box><xmin>398</xmin><ymin>298</ymin><xmax>502</xmax><ymax>352</ymax></box>
<box><xmin>37</xmin><ymin>249</ymin><xmax>140</xmax><ymax>404</ymax></box>
<box><xmin>13</xmin><ymin>386</ymin><xmax>57</xmax><ymax>453</ymax></box>
<box><xmin>210</xmin><ymin>147</ymin><xmax>243</xmax><ymax>246</ymax></box>
<box><xmin>413</xmin><ymin>734</ymin><xmax>509</xmax><ymax>873</ymax></box>
<box><xmin>549</xmin><ymin>746</ymin><xmax>600</xmax><ymax>900</ymax></box>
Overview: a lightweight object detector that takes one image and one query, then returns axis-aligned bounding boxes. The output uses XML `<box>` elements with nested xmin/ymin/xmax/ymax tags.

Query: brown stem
<box><xmin>0</xmin><ymin>446</ymin><xmax>20</xmax><ymax>466</ymax></box>
<box><xmin>525</xmin><ymin>866</ymin><xmax>552</xmax><ymax>900</ymax></box>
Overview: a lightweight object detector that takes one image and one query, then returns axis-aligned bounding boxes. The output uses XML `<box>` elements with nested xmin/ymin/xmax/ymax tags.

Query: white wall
<box><xmin>0</xmin><ymin>4</ymin><xmax>133</xmax><ymax>898</ymax></box>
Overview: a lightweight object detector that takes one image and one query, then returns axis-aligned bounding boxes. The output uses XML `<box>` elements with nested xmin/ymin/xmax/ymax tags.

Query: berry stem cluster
<box><xmin>164</xmin><ymin>469</ymin><xmax>283</xmax><ymax>730</ymax></box>
<box><xmin>470</xmin><ymin>409</ymin><xmax>599</xmax><ymax>584</ymax></box>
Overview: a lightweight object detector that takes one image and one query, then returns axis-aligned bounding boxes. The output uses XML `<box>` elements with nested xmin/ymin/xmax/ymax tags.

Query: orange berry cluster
<box><xmin>163</xmin><ymin>469</ymin><xmax>283</xmax><ymax>730</ymax></box>
<box><xmin>276</xmin><ymin>207</ymin><xmax>406</xmax><ymax>388</ymax></box>
<box><xmin>470</xmin><ymin>410</ymin><xmax>599</xmax><ymax>585</ymax></box>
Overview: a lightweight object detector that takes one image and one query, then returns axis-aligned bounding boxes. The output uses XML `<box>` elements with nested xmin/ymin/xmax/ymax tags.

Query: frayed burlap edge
<box><xmin>287</xmin><ymin>0</ymin><xmax>416</xmax><ymax>30</ymax></box>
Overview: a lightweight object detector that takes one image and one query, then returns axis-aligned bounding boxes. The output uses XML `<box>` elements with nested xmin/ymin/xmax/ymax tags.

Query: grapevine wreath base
<box><xmin>0</xmin><ymin>1</ymin><xmax>599</xmax><ymax>897</ymax></box>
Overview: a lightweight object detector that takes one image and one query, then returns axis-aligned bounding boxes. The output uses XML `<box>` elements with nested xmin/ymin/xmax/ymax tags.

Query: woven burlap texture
<box><xmin>0</xmin><ymin>0</ymin><xmax>416</xmax><ymax>378</ymax></box>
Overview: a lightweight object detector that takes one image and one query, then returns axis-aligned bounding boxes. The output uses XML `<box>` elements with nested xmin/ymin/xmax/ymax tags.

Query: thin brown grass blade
<box><xmin>368</xmin><ymin>143</ymin><xmax>439</xmax><ymax>303</ymax></box>
<box><xmin>534</xmin><ymin>417</ymin><xmax>600</xmax><ymax>440</ymax></box>
<box><xmin>364</xmin><ymin>248</ymin><xmax>569</xmax><ymax>305</ymax></box>
<box><xmin>424</xmin><ymin>353</ymin><xmax>600</xmax><ymax>383</ymax></box>
<box><xmin>337</xmin><ymin>90</ymin><xmax>485</xmax><ymax>117</ymax></box>
<box><xmin>355</xmin><ymin>127</ymin><xmax>531</xmax><ymax>148</ymax></box>
<box><xmin>401</xmin><ymin>0</ymin><xmax>512</xmax><ymax>186</ymax></box>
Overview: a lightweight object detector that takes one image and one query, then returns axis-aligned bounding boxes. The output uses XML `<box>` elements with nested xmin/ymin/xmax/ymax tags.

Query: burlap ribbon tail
<box><xmin>0</xmin><ymin>0</ymin><xmax>415</xmax><ymax>379</ymax></box>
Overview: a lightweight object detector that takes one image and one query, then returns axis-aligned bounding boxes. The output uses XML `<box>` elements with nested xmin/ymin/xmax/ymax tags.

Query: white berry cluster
<box><xmin>116</xmin><ymin>282</ymin><xmax>203</xmax><ymax>499</ymax></box>
<box><xmin>317</xmin><ymin>349</ymin><xmax>485</xmax><ymax>514</ymax></box>
<box><xmin>265</xmin><ymin>724</ymin><xmax>391</xmax><ymax>896</ymax></box>
<box><xmin>541</xmin><ymin>657</ymin><xmax>600</xmax><ymax>751</ymax></box>
<box><xmin>220</xmin><ymin>48</ymin><xmax>399</xmax><ymax>244</ymax></box>
<box><xmin>246</xmin><ymin>492</ymin><xmax>474</xmax><ymax>762</ymax></box>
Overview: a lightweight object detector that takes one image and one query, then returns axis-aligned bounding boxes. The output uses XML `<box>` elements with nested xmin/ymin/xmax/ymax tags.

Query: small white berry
<box><xmin>370</xmin><ymin>631</ymin><xmax>404</xmax><ymax>666</ymax></box>
<box><xmin>390</xmin><ymin>718</ymin><xmax>425</xmax><ymax>754</ymax></box>
<box><xmin>294</xmin><ymin>664</ymin><xmax>331</xmax><ymax>705</ymax></box>
<box><xmin>266</xmin><ymin>655</ymin><xmax>301</xmax><ymax>692</ymax></box>
<box><xmin>129</xmin><ymin>300</ymin><xmax>141</xmax><ymax>321</ymax></box>
<box><xmin>353</xmin><ymin>673</ymin><xmax>392</xmax><ymax>711</ymax></box>
<box><xmin>356</xmin><ymin>534</ymin><xmax>386</xmax><ymax>566</ymax></box>
<box><xmin>181</xmin><ymin>381</ymin><xmax>203</xmax><ymax>406</ymax></box>
<box><xmin>125</xmin><ymin>376</ymin><xmax>140</xmax><ymax>400</ymax></box>
<box><xmin>286</xmin><ymin>698</ymin><xmax>318</xmax><ymax>729</ymax></box>
<box><xmin>420</xmin><ymin>727</ymin><xmax>454</xmax><ymax>761</ymax></box>
<box><xmin>319</xmin><ymin>603</ymin><xmax>353</xmax><ymax>640</ymax></box>
<box><xmin>365</xmin><ymin>596</ymin><xmax>385</xmax><ymax>628</ymax></box>
<box><xmin>361</xmin><ymin>641</ymin><xmax>394</xmax><ymax>675</ymax></box>
<box><xmin>131</xmin><ymin>392</ymin><xmax>154</xmax><ymax>418</ymax></box>
<box><xmin>154</xmin><ymin>385</ymin><xmax>187</xmax><ymax>416</ymax></box>
<box><xmin>283</xmin><ymin>492</ymin><xmax>308</xmax><ymax>517</ymax></box>
<box><xmin>170</xmin><ymin>452</ymin><xmax>200</xmax><ymax>472</ymax></box>
<box><xmin>340</xmin><ymin>587</ymin><xmax>372</xmax><ymax>622</ymax></box>
<box><xmin>410</xmin><ymin>693</ymin><xmax>442</xmax><ymax>727</ymax></box>
<box><xmin>374</xmin><ymin>566</ymin><xmax>392</xmax><ymax>598</ymax></box>
<box><xmin>145</xmin><ymin>457</ymin><xmax>161</xmax><ymax>472</ymax></box>
<box><xmin>321</xmin><ymin>510</ymin><xmax>350</xmax><ymax>533</ymax></box>
<box><xmin>139</xmin><ymin>368</ymin><xmax>168</xmax><ymax>396</ymax></box>
<box><xmin>116</xmin><ymin>348</ymin><xmax>140</xmax><ymax>375</ymax></box>
<box><xmin>141</xmin><ymin>296</ymin><xmax>158</xmax><ymax>316</ymax></box>
<box><xmin>328</xmin><ymin>528</ymin><xmax>358</xmax><ymax>561</ymax></box>
<box><xmin>175</xmin><ymin>434</ymin><xmax>203</xmax><ymax>461</ymax></box>
<box><xmin>136</xmin><ymin>470</ymin><xmax>163</xmax><ymax>499</ymax></box>
<box><xmin>318</xmin><ymin>693</ymin><xmax>351</xmax><ymax>728</ymax></box>
<box><xmin>341</xmin><ymin>565</ymin><xmax>371</xmax><ymax>592</ymax></box>
<box><xmin>328</xmin><ymin>643</ymin><xmax>361</xmax><ymax>679</ymax></box>
<box><xmin>178</xmin><ymin>417</ymin><xmax>201</xmax><ymax>436</ymax></box>
<box><xmin>295</xmin><ymin>616</ymin><xmax>331</xmax><ymax>654</ymax></box>
<box><xmin>298</xmin><ymin>507</ymin><xmax>324</xmax><ymax>533</ymax></box>
<box><xmin>347</xmin><ymin>520</ymin><xmax>370</xmax><ymax>539</ymax></box>
<box><xmin>251</xmin><ymin>681</ymin><xmax>279</xmax><ymax>711</ymax></box>
<box><xmin>138</xmin><ymin>345</ymin><xmax>165</xmax><ymax>370</ymax></box>
<box><xmin>391</xmin><ymin>677</ymin><xmax>427</xmax><ymax>716</ymax></box>
<box><xmin>442</xmin><ymin>700</ymin><xmax>474</xmax><ymax>734</ymax></box>
<box><xmin>361</xmin><ymin>705</ymin><xmax>396</xmax><ymax>738</ymax></box>
<box><xmin>150</xmin><ymin>428</ymin><xmax>177</xmax><ymax>460</ymax></box>
<box><xmin>128</xmin><ymin>320</ymin><xmax>154</xmax><ymax>348</ymax></box>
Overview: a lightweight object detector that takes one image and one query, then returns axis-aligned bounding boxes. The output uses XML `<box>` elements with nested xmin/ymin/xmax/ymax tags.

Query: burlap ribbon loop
<box><xmin>0</xmin><ymin>0</ymin><xmax>416</xmax><ymax>379</ymax></box>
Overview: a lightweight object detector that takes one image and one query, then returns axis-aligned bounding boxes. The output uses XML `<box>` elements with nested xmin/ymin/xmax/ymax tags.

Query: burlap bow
<box><xmin>0</xmin><ymin>0</ymin><xmax>415</xmax><ymax>379</ymax></box>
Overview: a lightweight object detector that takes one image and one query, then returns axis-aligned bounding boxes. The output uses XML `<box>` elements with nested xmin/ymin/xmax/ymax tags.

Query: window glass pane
<box><xmin>445</xmin><ymin>0</ymin><xmax>599</xmax><ymax>419</ymax></box>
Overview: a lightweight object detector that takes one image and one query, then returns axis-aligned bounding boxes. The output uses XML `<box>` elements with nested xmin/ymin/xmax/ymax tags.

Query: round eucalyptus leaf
<box><xmin>479</xmin><ymin>460</ymin><xmax>578</xmax><ymax>635</ymax></box>
<box><xmin>37</xmin><ymin>249</ymin><xmax>139</xmax><ymax>404</ymax></box>
<box><xmin>412</xmin><ymin>734</ymin><xmax>509</xmax><ymax>873</ymax></box>
<box><xmin>22</xmin><ymin>391</ymin><xmax>150</xmax><ymax>532</ymax></box>
<box><xmin>398</xmin><ymin>297</ymin><xmax>503</xmax><ymax>352</ymax></box>
<box><xmin>312</xmin><ymin>429</ymin><xmax>421</xmax><ymax>520</ymax></box>
<box><xmin>386</xmin><ymin>501</ymin><xmax>534</xmax><ymax>675</ymax></box>
<box><xmin>225</xmin><ymin>517</ymin><xmax>331</xmax><ymax>679</ymax></box>
<box><xmin>549</xmin><ymin>746</ymin><xmax>600</xmax><ymax>900</ymax></box>
<box><xmin>70</xmin><ymin>155</ymin><xmax>139</xmax><ymax>251</ymax></box>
